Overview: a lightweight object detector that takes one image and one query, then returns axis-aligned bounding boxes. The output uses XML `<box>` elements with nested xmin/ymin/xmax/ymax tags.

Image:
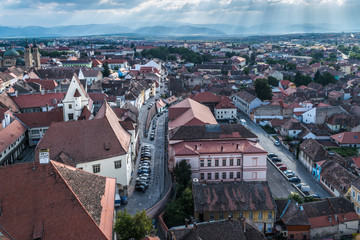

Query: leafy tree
<box><xmin>114</xmin><ymin>210</ymin><xmax>153</xmax><ymax>240</ymax></box>
<box><xmin>163</xmin><ymin>199</ymin><xmax>187</xmax><ymax>228</ymax></box>
<box><xmin>130</xmin><ymin>42</ymin><xmax>135</xmax><ymax>49</ymax></box>
<box><xmin>254</xmin><ymin>78</ymin><xmax>273</xmax><ymax>101</ymax></box>
<box><xmin>102</xmin><ymin>62</ymin><xmax>111</xmax><ymax>77</ymax></box>
<box><xmin>294</xmin><ymin>71</ymin><xmax>312</xmax><ymax>86</ymax></box>
<box><xmin>284</xmin><ymin>62</ymin><xmax>296</xmax><ymax>71</ymax></box>
<box><xmin>314</xmin><ymin>71</ymin><xmax>337</xmax><ymax>86</ymax></box>
<box><xmin>243</xmin><ymin>67</ymin><xmax>250</xmax><ymax>75</ymax></box>
<box><xmin>16</xmin><ymin>50</ymin><xmax>24</xmax><ymax>55</ymax></box>
<box><xmin>173</xmin><ymin>160</ymin><xmax>192</xmax><ymax>189</ymax></box>
<box><xmin>310</xmin><ymin>51</ymin><xmax>324</xmax><ymax>60</ymax></box>
<box><xmin>288</xmin><ymin>192</ymin><xmax>303</xmax><ymax>204</ymax></box>
<box><xmin>94</xmin><ymin>51</ymin><xmax>101</xmax><ymax>55</ymax></box>
<box><xmin>181</xmin><ymin>187</ymin><xmax>194</xmax><ymax>216</ymax></box>
<box><xmin>267</xmin><ymin>76</ymin><xmax>278</xmax><ymax>87</ymax></box>
<box><xmin>314</xmin><ymin>70</ymin><xmax>321</xmax><ymax>83</ymax></box>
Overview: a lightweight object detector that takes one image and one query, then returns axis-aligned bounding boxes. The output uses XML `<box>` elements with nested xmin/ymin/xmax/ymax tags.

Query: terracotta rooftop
<box><xmin>0</xmin><ymin>92</ymin><xmax>20</xmax><ymax>112</ymax></box>
<box><xmin>25</xmin><ymin>78</ymin><xmax>58</xmax><ymax>91</ymax></box>
<box><xmin>11</xmin><ymin>92</ymin><xmax>65</xmax><ymax>109</ymax></box>
<box><xmin>0</xmin><ymin>116</ymin><xmax>27</xmax><ymax>153</ymax></box>
<box><xmin>235</xmin><ymin>90</ymin><xmax>258</xmax><ymax>104</ymax></box>
<box><xmin>189</xmin><ymin>91</ymin><xmax>221</xmax><ymax>103</ymax></box>
<box><xmin>168</xmin><ymin>98</ymin><xmax>217</xmax><ymax>129</ymax></box>
<box><xmin>0</xmin><ymin>161</ymin><xmax>115</xmax><ymax>240</ymax></box>
<box><xmin>36</xmin><ymin>102</ymin><xmax>131</xmax><ymax>164</ymax></box>
<box><xmin>215</xmin><ymin>96</ymin><xmax>235</xmax><ymax>109</ymax></box>
<box><xmin>330</xmin><ymin>131</ymin><xmax>360</xmax><ymax>144</ymax></box>
<box><xmin>170</xmin><ymin>124</ymin><xmax>257</xmax><ymax>141</ymax></box>
<box><xmin>193</xmin><ymin>181</ymin><xmax>275</xmax><ymax>213</ymax></box>
<box><xmin>14</xmin><ymin>111</ymin><xmax>63</xmax><ymax>128</ymax></box>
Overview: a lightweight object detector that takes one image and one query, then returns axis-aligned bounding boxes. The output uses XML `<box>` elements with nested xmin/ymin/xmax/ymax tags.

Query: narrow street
<box><xmin>238</xmin><ymin>111</ymin><xmax>333</xmax><ymax>199</ymax></box>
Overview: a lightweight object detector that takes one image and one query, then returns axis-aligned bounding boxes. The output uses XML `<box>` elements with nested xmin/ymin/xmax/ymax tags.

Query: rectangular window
<box><xmin>210</xmin><ymin>213</ymin><xmax>214</xmax><ymax>220</ymax></box>
<box><xmin>215</xmin><ymin>172</ymin><xmax>219</xmax><ymax>179</ymax></box>
<box><xmin>252</xmin><ymin>172</ymin><xmax>257</xmax><ymax>179</ymax></box>
<box><xmin>200</xmin><ymin>173</ymin><xmax>204</xmax><ymax>180</ymax></box>
<box><xmin>114</xmin><ymin>160</ymin><xmax>121</xmax><ymax>169</ymax></box>
<box><xmin>219</xmin><ymin>212</ymin><xmax>224</xmax><ymax>219</ymax></box>
<box><xmin>237</xmin><ymin>172</ymin><xmax>241</xmax><ymax>179</ymax></box>
<box><xmin>358</xmin><ymin>194</ymin><xmax>360</xmax><ymax>202</ymax></box>
<box><xmin>222</xmin><ymin>159</ymin><xmax>226</xmax><ymax>166</ymax></box>
<box><xmin>249</xmin><ymin>212</ymin><xmax>253</xmax><ymax>220</ymax></box>
<box><xmin>31</xmin><ymin>129</ymin><xmax>40</xmax><ymax>134</ymax></box>
<box><xmin>237</xmin><ymin>158</ymin><xmax>241</xmax><ymax>166</ymax></box>
<box><xmin>268</xmin><ymin>211</ymin><xmax>273</xmax><ymax>219</ymax></box>
<box><xmin>258</xmin><ymin>211</ymin><xmax>263</xmax><ymax>219</ymax></box>
<box><xmin>222</xmin><ymin>172</ymin><xmax>226</xmax><ymax>179</ymax></box>
<box><xmin>230</xmin><ymin>172</ymin><xmax>234</xmax><ymax>179</ymax></box>
<box><xmin>252</xmin><ymin>158</ymin><xmax>258</xmax><ymax>166</ymax></box>
<box><xmin>68</xmin><ymin>113</ymin><xmax>74</xmax><ymax>120</ymax></box>
<box><xmin>230</xmin><ymin>159</ymin><xmax>234</xmax><ymax>166</ymax></box>
<box><xmin>69</xmin><ymin>104</ymin><xmax>72</xmax><ymax>109</ymax></box>
<box><xmin>353</xmin><ymin>191</ymin><xmax>356</xmax><ymax>198</ymax></box>
<box><xmin>239</xmin><ymin>212</ymin><xmax>243</xmax><ymax>218</ymax></box>
<box><xmin>92</xmin><ymin>164</ymin><xmax>100</xmax><ymax>173</ymax></box>
<box><xmin>215</xmin><ymin>159</ymin><xmax>219</xmax><ymax>166</ymax></box>
<box><xmin>229</xmin><ymin>212</ymin><xmax>233</xmax><ymax>219</ymax></box>
<box><xmin>200</xmin><ymin>160</ymin><xmax>204</xmax><ymax>167</ymax></box>
<box><xmin>207</xmin><ymin>173</ymin><xmax>211</xmax><ymax>180</ymax></box>
<box><xmin>207</xmin><ymin>160</ymin><xmax>211</xmax><ymax>167</ymax></box>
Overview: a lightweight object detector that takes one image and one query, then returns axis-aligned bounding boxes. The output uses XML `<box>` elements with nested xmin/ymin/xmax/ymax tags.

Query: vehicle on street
<box><xmin>141</xmin><ymin>156</ymin><xmax>151</xmax><ymax>161</ymax></box>
<box><xmin>283</xmin><ymin>170</ymin><xmax>295</xmax><ymax>178</ymax></box>
<box><xmin>271</xmin><ymin>157</ymin><xmax>281</xmax><ymax>163</ymax></box>
<box><xmin>278</xmin><ymin>165</ymin><xmax>287</xmax><ymax>171</ymax></box>
<box><xmin>140</xmin><ymin>160</ymin><xmax>150</xmax><ymax>164</ymax></box>
<box><xmin>136</xmin><ymin>177</ymin><xmax>149</xmax><ymax>183</ymax></box>
<box><xmin>296</xmin><ymin>183</ymin><xmax>310</xmax><ymax>192</ymax></box>
<box><xmin>289</xmin><ymin>177</ymin><xmax>301</xmax><ymax>183</ymax></box>
<box><xmin>139</xmin><ymin>162</ymin><xmax>150</xmax><ymax>167</ymax></box>
<box><xmin>274</xmin><ymin>141</ymin><xmax>280</xmax><ymax>146</ymax></box>
<box><xmin>138</xmin><ymin>168</ymin><xmax>151</xmax><ymax>174</ymax></box>
<box><xmin>267</xmin><ymin>153</ymin><xmax>278</xmax><ymax>159</ymax></box>
<box><xmin>309</xmin><ymin>194</ymin><xmax>321</xmax><ymax>199</ymax></box>
<box><xmin>135</xmin><ymin>185</ymin><xmax>147</xmax><ymax>192</ymax></box>
<box><xmin>150</xmin><ymin>133</ymin><xmax>155</xmax><ymax>140</ymax></box>
<box><xmin>115</xmin><ymin>194</ymin><xmax>121</xmax><ymax>207</ymax></box>
<box><xmin>275</xmin><ymin>162</ymin><xmax>283</xmax><ymax>167</ymax></box>
<box><xmin>139</xmin><ymin>173</ymin><xmax>150</xmax><ymax>178</ymax></box>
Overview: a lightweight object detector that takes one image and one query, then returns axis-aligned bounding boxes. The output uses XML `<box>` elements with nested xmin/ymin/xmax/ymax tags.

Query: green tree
<box><xmin>314</xmin><ymin>70</ymin><xmax>321</xmax><ymax>83</ymax></box>
<box><xmin>114</xmin><ymin>210</ymin><xmax>153</xmax><ymax>240</ymax></box>
<box><xmin>173</xmin><ymin>160</ymin><xmax>192</xmax><ymax>192</ymax></box>
<box><xmin>180</xmin><ymin>187</ymin><xmax>194</xmax><ymax>216</ymax></box>
<box><xmin>254</xmin><ymin>78</ymin><xmax>273</xmax><ymax>101</ymax></box>
<box><xmin>102</xmin><ymin>62</ymin><xmax>111</xmax><ymax>77</ymax></box>
<box><xmin>16</xmin><ymin>50</ymin><xmax>24</xmax><ymax>55</ymax></box>
<box><xmin>314</xmin><ymin>71</ymin><xmax>337</xmax><ymax>86</ymax></box>
<box><xmin>163</xmin><ymin>199</ymin><xmax>187</xmax><ymax>228</ymax></box>
<box><xmin>285</xmin><ymin>62</ymin><xmax>296</xmax><ymax>71</ymax></box>
<box><xmin>288</xmin><ymin>192</ymin><xmax>303</xmax><ymax>204</ymax></box>
<box><xmin>243</xmin><ymin>67</ymin><xmax>250</xmax><ymax>75</ymax></box>
<box><xmin>294</xmin><ymin>71</ymin><xmax>312</xmax><ymax>86</ymax></box>
<box><xmin>131</xmin><ymin>42</ymin><xmax>135</xmax><ymax>49</ymax></box>
<box><xmin>267</xmin><ymin>76</ymin><xmax>278</xmax><ymax>87</ymax></box>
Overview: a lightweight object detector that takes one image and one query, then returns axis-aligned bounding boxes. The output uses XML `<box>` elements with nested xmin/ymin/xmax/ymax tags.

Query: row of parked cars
<box><xmin>135</xmin><ymin>145</ymin><xmax>152</xmax><ymax>192</ymax></box>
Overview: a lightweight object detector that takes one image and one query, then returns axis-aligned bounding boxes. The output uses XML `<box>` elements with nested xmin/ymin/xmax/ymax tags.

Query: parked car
<box><xmin>296</xmin><ymin>183</ymin><xmax>310</xmax><ymax>192</ymax></box>
<box><xmin>283</xmin><ymin>170</ymin><xmax>295</xmax><ymax>178</ymax></box>
<box><xmin>135</xmin><ymin>185</ymin><xmax>147</xmax><ymax>192</ymax></box>
<box><xmin>121</xmin><ymin>195</ymin><xmax>128</xmax><ymax>205</ymax></box>
<box><xmin>115</xmin><ymin>194</ymin><xmax>121</xmax><ymax>207</ymax></box>
<box><xmin>289</xmin><ymin>177</ymin><xmax>301</xmax><ymax>183</ymax></box>
<box><xmin>275</xmin><ymin>162</ymin><xmax>283</xmax><ymax>167</ymax></box>
<box><xmin>139</xmin><ymin>163</ymin><xmax>150</xmax><ymax>168</ymax></box>
<box><xmin>278</xmin><ymin>165</ymin><xmax>287</xmax><ymax>171</ymax></box>
<box><xmin>135</xmin><ymin>181</ymin><xmax>148</xmax><ymax>189</ymax></box>
<box><xmin>138</xmin><ymin>168</ymin><xmax>151</xmax><ymax>174</ymax></box>
<box><xmin>139</xmin><ymin>173</ymin><xmax>150</xmax><ymax>178</ymax></box>
<box><xmin>136</xmin><ymin>177</ymin><xmax>149</xmax><ymax>183</ymax></box>
<box><xmin>309</xmin><ymin>194</ymin><xmax>321</xmax><ymax>199</ymax></box>
<box><xmin>274</xmin><ymin>141</ymin><xmax>280</xmax><ymax>146</ymax></box>
<box><xmin>271</xmin><ymin>157</ymin><xmax>281</xmax><ymax>163</ymax></box>
<box><xmin>150</xmin><ymin>133</ymin><xmax>155</xmax><ymax>140</ymax></box>
<box><xmin>267</xmin><ymin>153</ymin><xmax>278</xmax><ymax>159</ymax></box>
<box><xmin>140</xmin><ymin>160</ymin><xmax>151</xmax><ymax>164</ymax></box>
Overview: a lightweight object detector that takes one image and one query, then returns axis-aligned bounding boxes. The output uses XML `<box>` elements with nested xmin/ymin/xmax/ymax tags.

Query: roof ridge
<box><xmin>50</xmin><ymin>161</ymin><xmax>108</xmax><ymax>239</ymax></box>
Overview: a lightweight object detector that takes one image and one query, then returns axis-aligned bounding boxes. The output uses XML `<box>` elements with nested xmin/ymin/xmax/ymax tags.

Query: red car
<box><xmin>275</xmin><ymin>162</ymin><xmax>283</xmax><ymax>167</ymax></box>
<box><xmin>278</xmin><ymin>165</ymin><xmax>287</xmax><ymax>171</ymax></box>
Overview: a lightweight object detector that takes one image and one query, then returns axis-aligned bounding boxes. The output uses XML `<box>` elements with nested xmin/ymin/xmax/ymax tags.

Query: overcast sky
<box><xmin>1</xmin><ymin>0</ymin><xmax>359</xmax><ymax>30</ymax></box>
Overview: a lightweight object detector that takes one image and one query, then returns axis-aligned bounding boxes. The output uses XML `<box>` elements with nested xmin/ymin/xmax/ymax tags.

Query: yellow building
<box><xmin>349</xmin><ymin>178</ymin><xmax>360</xmax><ymax>216</ymax></box>
<box><xmin>193</xmin><ymin>181</ymin><xmax>276</xmax><ymax>233</ymax></box>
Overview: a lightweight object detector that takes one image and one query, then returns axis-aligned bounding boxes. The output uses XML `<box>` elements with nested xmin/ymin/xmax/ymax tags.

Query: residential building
<box><xmin>36</xmin><ymin>102</ymin><xmax>132</xmax><ymax>189</ymax></box>
<box><xmin>14</xmin><ymin>111</ymin><xmax>63</xmax><ymax>146</ymax></box>
<box><xmin>0</xmin><ymin>161</ymin><xmax>115</xmax><ymax>240</ymax></box>
<box><xmin>62</xmin><ymin>74</ymin><xmax>92</xmax><ymax>121</ymax></box>
<box><xmin>168</xmin><ymin>218</ymin><xmax>265</xmax><ymax>240</ymax></box>
<box><xmin>319</xmin><ymin>161</ymin><xmax>357</xmax><ymax>197</ymax></box>
<box><xmin>168</xmin><ymin>98</ymin><xmax>217</xmax><ymax>130</ymax></box>
<box><xmin>301</xmin><ymin>106</ymin><xmax>349</xmax><ymax>124</ymax></box>
<box><xmin>280</xmin><ymin>118</ymin><xmax>303</xmax><ymax>139</ymax></box>
<box><xmin>0</xmin><ymin>110</ymin><xmax>27</xmax><ymax>166</ymax></box>
<box><xmin>302</xmin><ymin>197</ymin><xmax>359</xmax><ymax>239</ymax></box>
<box><xmin>330</xmin><ymin>131</ymin><xmax>360</xmax><ymax>147</ymax></box>
<box><xmin>214</xmin><ymin>96</ymin><xmax>237</xmax><ymax>121</ymax></box>
<box><xmin>349</xmin><ymin>177</ymin><xmax>360</xmax><ymax>216</ymax></box>
<box><xmin>192</xmin><ymin>181</ymin><xmax>276</xmax><ymax>233</ymax></box>
<box><xmin>79</xmin><ymin>68</ymin><xmax>103</xmax><ymax>85</ymax></box>
<box><xmin>11</xmin><ymin>92</ymin><xmax>64</xmax><ymax>113</ymax></box>
<box><xmin>252</xmin><ymin>104</ymin><xmax>283</xmax><ymax>123</ymax></box>
<box><xmin>233</xmin><ymin>90</ymin><xmax>262</xmax><ymax>116</ymax></box>
<box><xmin>299</xmin><ymin>139</ymin><xmax>326</xmax><ymax>172</ymax></box>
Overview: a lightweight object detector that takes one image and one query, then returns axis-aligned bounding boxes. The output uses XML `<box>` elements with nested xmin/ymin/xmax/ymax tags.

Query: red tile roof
<box><xmin>189</xmin><ymin>91</ymin><xmax>221</xmax><ymax>103</ymax></box>
<box><xmin>14</xmin><ymin>111</ymin><xmax>63</xmax><ymax>128</ymax></box>
<box><xmin>0</xmin><ymin>117</ymin><xmax>27</xmax><ymax>153</ymax></box>
<box><xmin>25</xmin><ymin>78</ymin><xmax>58</xmax><ymax>90</ymax></box>
<box><xmin>12</xmin><ymin>92</ymin><xmax>65</xmax><ymax>109</ymax></box>
<box><xmin>169</xmin><ymin>98</ymin><xmax>217</xmax><ymax>129</ymax></box>
<box><xmin>0</xmin><ymin>161</ymin><xmax>115</xmax><ymax>240</ymax></box>
<box><xmin>36</xmin><ymin>102</ymin><xmax>130</xmax><ymax>164</ymax></box>
<box><xmin>330</xmin><ymin>132</ymin><xmax>360</xmax><ymax>144</ymax></box>
<box><xmin>215</xmin><ymin>96</ymin><xmax>235</xmax><ymax>109</ymax></box>
<box><xmin>0</xmin><ymin>92</ymin><xmax>20</xmax><ymax>112</ymax></box>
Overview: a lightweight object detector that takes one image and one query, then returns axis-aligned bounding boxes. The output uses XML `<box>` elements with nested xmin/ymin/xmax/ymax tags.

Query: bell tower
<box><xmin>24</xmin><ymin>38</ymin><xmax>33</xmax><ymax>70</ymax></box>
<box><xmin>32</xmin><ymin>38</ymin><xmax>41</xmax><ymax>70</ymax></box>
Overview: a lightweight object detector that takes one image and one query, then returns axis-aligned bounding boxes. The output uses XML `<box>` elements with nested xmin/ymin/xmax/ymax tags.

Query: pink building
<box><xmin>169</xmin><ymin>124</ymin><xmax>267</xmax><ymax>181</ymax></box>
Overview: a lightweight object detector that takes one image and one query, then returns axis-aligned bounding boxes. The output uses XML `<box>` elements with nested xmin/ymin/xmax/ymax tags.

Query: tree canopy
<box><xmin>314</xmin><ymin>71</ymin><xmax>337</xmax><ymax>86</ymax></box>
<box><xmin>267</xmin><ymin>76</ymin><xmax>279</xmax><ymax>87</ymax></box>
<box><xmin>102</xmin><ymin>62</ymin><xmax>111</xmax><ymax>77</ymax></box>
<box><xmin>294</xmin><ymin>71</ymin><xmax>312</xmax><ymax>86</ymax></box>
<box><xmin>114</xmin><ymin>210</ymin><xmax>153</xmax><ymax>240</ymax></box>
<box><xmin>254</xmin><ymin>78</ymin><xmax>273</xmax><ymax>101</ymax></box>
<box><xmin>173</xmin><ymin>160</ymin><xmax>192</xmax><ymax>189</ymax></box>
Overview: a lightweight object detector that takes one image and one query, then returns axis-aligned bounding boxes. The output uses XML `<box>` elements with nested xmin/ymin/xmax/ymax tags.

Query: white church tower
<box><xmin>63</xmin><ymin>73</ymin><xmax>92</xmax><ymax>121</ymax></box>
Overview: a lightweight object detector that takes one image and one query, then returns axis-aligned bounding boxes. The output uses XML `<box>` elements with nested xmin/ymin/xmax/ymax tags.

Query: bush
<box><xmin>261</xmin><ymin>125</ymin><xmax>276</xmax><ymax>134</ymax></box>
<box><xmin>327</xmin><ymin>147</ymin><xmax>358</xmax><ymax>157</ymax></box>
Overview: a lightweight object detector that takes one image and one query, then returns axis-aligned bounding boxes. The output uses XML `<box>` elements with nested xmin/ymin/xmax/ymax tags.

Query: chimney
<box><xmin>39</xmin><ymin>149</ymin><xmax>50</xmax><ymax>164</ymax></box>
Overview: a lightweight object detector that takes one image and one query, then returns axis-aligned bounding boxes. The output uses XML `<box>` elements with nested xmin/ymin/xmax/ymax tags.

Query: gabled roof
<box><xmin>193</xmin><ymin>181</ymin><xmax>275</xmax><ymax>212</ymax></box>
<box><xmin>168</xmin><ymin>98</ymin><xmax>217</xmax><ymax>130</ymax></box>
<box><xmin>0</xmin><ymin>91</ymin><xmax>20</xmax><ymax>112</ymax></box>
<box><xmin>0</xmin><ymin>161</ymin><xmax>115</xmax><ymax>240</ymax></box>
<box><xmin>0</xmin><ymin>117</ymin><xmax>27</xmax><ymax>153</ymax></box>
<box><xmin>299</xmin><ymin>139</ymin><xmax>326</xmax><ymax>161</ymax></box>
<box><xmin>282</xmin><ymin>118</ymin><xmax>302</xmax><ymax>130</ymax></box>
<box><xmin>189</xmin><ymin>91</ymin><xmax>221</xmax><ymax>103</ymax></box>
<box><xmin>215</xmin><ymin>96</ymin><xmax>235</xmax><ymax>109</ymax></box>
<box><xmin>36</xmin><ymin>102</ymin><xmax>131</xmax><ymax>164</ymax></box>
<box><xmin>330</xmin><ymin>132</ymin><xmax>360</xmax><ymax>144</ymax></box>
<box><xmin>235</xmin><ymin>90</ymin><xmax>258</xmax><ymax>104</ymax></box>
<box><xmin>14</xmin><ymin>111</ymin><xmax>63</xmax><ymax>128</ymax></box>
<box><xmin>11</xmin><ymin>92</ymin><xmax>65</xmax><ymax>109</ymax></box>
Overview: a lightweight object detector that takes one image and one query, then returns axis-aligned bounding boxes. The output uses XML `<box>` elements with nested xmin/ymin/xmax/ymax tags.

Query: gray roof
<box><xmin>235</xmin><ymin>90</ymin><xmax>258</xmax><ymax>104</ymax></box>
<box><xmin>299</xmin><ymin>139</ymin><xmax>326</xmax><ymax>161</ymax></box>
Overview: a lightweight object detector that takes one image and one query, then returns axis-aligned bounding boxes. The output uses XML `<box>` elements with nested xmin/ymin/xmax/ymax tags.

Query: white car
<box><xmin>274</xmin><ymin>141</ymin><xmax>280</xmax><ymax>146</ymax></box>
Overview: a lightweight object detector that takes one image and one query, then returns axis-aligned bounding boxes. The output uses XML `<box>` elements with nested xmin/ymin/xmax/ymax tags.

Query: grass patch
<box><xmin>260</xmin><ymin>125</ymin><xmax>276</xmax><ymax>134</ymax></box>
<box><xmin>327</xmin><ymin>147</ymin><xmax>358</xmax><ymax>157</ymax></box>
